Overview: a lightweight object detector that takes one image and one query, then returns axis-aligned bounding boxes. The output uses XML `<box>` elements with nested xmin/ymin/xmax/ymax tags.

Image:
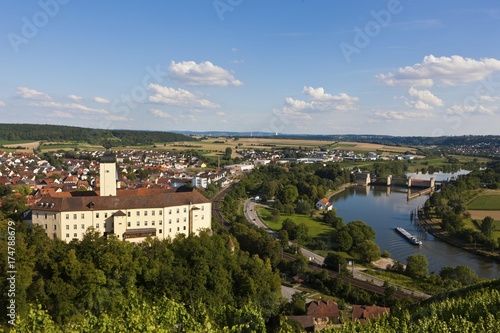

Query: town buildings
<box><xmin>30</xmin><ymin>149</ymin><xmax>211</xmax><ymax>242</ymax></box>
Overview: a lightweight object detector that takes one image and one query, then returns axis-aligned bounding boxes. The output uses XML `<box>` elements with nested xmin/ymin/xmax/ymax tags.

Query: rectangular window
<box><xmin>169</xmin><ymin>228</ymin><xmax>171</xmax><ymax>232</ymax></box>
<box><xmin>73</xmin><ymin>233</ymin><xmax>77</xmax><ymax>238</ymax></box>
<box><xmin>96</xmin><ymin>213</ymin><xmax>99</xmax><ymax>218</ymax></box>
<box><xmin>53</xmin><ymin>233</ymin><xmax>57</xmax><ymax>239</ymax></box>
<box><xmin>66</xmin><ymin>233</ymin><xmax>69</xmax><ymax>238</ymax></box>
<box><xmin>159</xmin><ymin>229</ymin><xmax>162</xmax><ymax>234</ymax></box>
<box><xmin>183</xmin><ymin>208</ymin><xmax>187</xmax><ymax>213</ymax></box>
<box><xmin>201</xmin><ymin>206</ymin><xmax>204</xmax><ymax>211</ymax></box>
<box><xmin>176</xmin><ymin>209</ymin><xmax>179</xmax><ymax>213</ymax></box>
<box><xmin>81</xmin><ymin>213</ymin><xmax>85</xmax><ymax>219</ymax></box>
<box><xmin>183</xmin><ymin>217</ymin><xmax>186</xmax><ymax>222</ymax></box>
<box><xmin>159</xmin><ymin>220</ymin><xmax>163</xmax><ymax>225</ymax></box>
<box><xmin>53</xmin><ymin>214</ymin><xmax>56</xmax><ymax>219</ymax></box>
<box><xmin>128</xmin><ymin>222</ymin><xmax>131</xmax><ymax>227</ymax></box>
<box><xmin>73</xmin><ymin>214</ymin><xmax>77</xmax><ymax>219</ymax></box>
<box><xmin>103</xmin><ymin>223</ymin><xmax>106</xmax><ymax>228</ymax></box>
<box><xmin>66</xmin><ymin>214</ymin><xmax>69</xmax><ymax>219</ymax></box>
<box><xmin>169</xmin><ymin>209</ymin><xmax>172</xmax><ymax>215</ymax></box>
<box><xmin>36</xmin><ymin>213</ymin><xmax>39</xmax><ymax>218</ymax></box>
<box><xmin>44</xmin><ymin>213</ymin><xmax>47</xmax><ymax>219</ymax></box>
<box><xmin>54</xmin><ymin>225</ymin><xmax>57</xmax><ymax>230</ymax></box>
<box><xmin>152</xmin><ymin>211</ymin><xmax>155</xmax><ymax>216</ymax></box>
<box><xmin>202</xmin><ymin>215</ymin><xmax>204</xmax><ymax>220</ymax></box>
<box><xmin>81</xmin><ymin>224</ymin><xmax>85</xmax><ymax>229</ymax></box>
<box><xmin>96</xmin><ymin>223</ymin><xmax>99</xmax><ymax>228</ymax></box>
<box><xmin>104</xmin><ymin>213</ymin><xmax>108</xmax><ymax>218</ymax></box>
<box><xmin>159</xmin><ymin>210</ymin><xmax>162</xmax><ymax>215</ymax></box>
<box><xmin>169</xmin><ymin>219</ymin><xmax>172</xmax><ymax>224</ymax></box>
<box><xmin>44</xmin><ymin>224</ymin><xmax>47</xmax><ymax>229</ymax></box>
<box><xmin>144</xmin><ymin>211</ymin><xmax>147</xmax><ymax>216</ymax></box>
<box><xmin>137</xmin><ymin>211</ymin><xmax>140</xmax><ymax>216</ymax></box>
<box><xmin>144</xmin><ymin>221</ymin><xmax>148</xmax><ymax>226</ymax></box>
<box><xmin>74</xmin><ymin>224</ymin><xmax>77</xmax><ymax>230</ymax></box>
<box><xmin>66</xmin><ymin>225</ymin><xmax>69</xmax><ymax>230</ymax></box>
<box><xmin>152</xmin><ymin>221</ymin><xmax>155</xmax><ymax>226</ymax></box>
<box><xmin>136</xmin><ymin>221</ymin><xmax>140</xmax><ymax>226</ymax></box>
<box><xmin>177</xmin><ymin>227</ymin><xmax>180</xmax><ymax>231</ymax></box>
<box><xmin>183</xmin><ymin>226</ymin><xmax>186</xmax><ymax>231</ymax></box>
<box><xmin>176</xmin><ymin>218</ymin><xmax>179</xmax><ymax>223</ymax></box>
<box><xmin>128</xmin><ymin>212</ymin><xmax>131</xmax><ymax>217</ymax></box>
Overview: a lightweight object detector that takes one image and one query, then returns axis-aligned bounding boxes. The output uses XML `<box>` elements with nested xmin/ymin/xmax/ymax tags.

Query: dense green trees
<box><xmin>426</xmin><ymin>161</ymin><xmax>500</xmax><ymax>251</ymax></box>
<box><xmin>0</xmin><ymin>124</ymin><xmax>194</xmax><ymax>146</ymax></box>
<box><xmin>405</xmin><ymin>254</ymin><xmax>429</xmax><ymax>278</ymax></box>
<box><xmin>480</xmin><ymin>216</ymin><xmax>496</xmax><ymax>238</ymax></box>
<box><xmin>0</xmin><ymin>221</ymin><xmax>280</xmax><ymax>329</ymax></box>
<box><xmin>323</xmin><ymin>209</ymin><xmax>344</xmax><ymax>229</ymax></box>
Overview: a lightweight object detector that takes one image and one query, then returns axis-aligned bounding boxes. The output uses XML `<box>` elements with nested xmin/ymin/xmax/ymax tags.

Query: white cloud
<box><xmin>276</xmin><ymin>86</ymin><xmax>359</xmax><ymax>119</ymax></box>
<box><xmin>0</xmin><ymin>101</ymin><xmax>5</xmax><ymax>107</ymax></box>
<box><xmin>68</xmin><ymin>94</ymin><xmax>83</xmax><ymax>101</ymax></box>
<box><xmin>408</xmin><ymin>87</ymin><xmax>444</xmax><ymax>106</ymax></box>
<box><xmin>479</xmin><ymin>95</ymin><xmax>500</xmax><ymax>102</ymax></box>
<box><xmin>446</xmin><ymin>104</ymin><xmax>497</xmax><ymax>116</ymax></box>
<box><xmin>404</xmin><ymin>87</ymin><xmax>444</xmax><ymax>110</ymax></box>
<box><xmin>16</xmin><ymin>87</ymin><xmax>51</xmax><ymax>100</ymax></box>
<box><xmin>148</xmin><ymin>84</ymin><xmax>219</xmax><ymax>109</ymax></box>
<box><xmin>377</xmin><ymin>55</ymin><xmax>500</xmax><ymax>87</ymax></box>
<box><xmin>168</xmin><ymin>60</ymin><xmax>243</xmax><ymax>87</ymax></box>
<box><xmin>30</xmin><ymin>101</ymin><xmax>108</xmax><ymax>114</ymax></box>
<box><xmin>372</xmin><ymin>110</ymin><xmax>435</xmax><ymax>121</ymax></box>
<box><xmin>149</xmin><ymin>109</ymin><xmax>172</xmax><ymax>118</ymax></box>
<box><xmin>105</xmin><ymin>115</ymin><xmax>131</xmax><ymax>121</ymax></box>
<box><xmin>93</xmin><ymin>96</ymin><xmax>111</xmax><ymax>104</ymax></box>
<box><xmin>216</xmin><ymin>111</ymin><xmax>226</xmax><ymax>116</ymax></box>
<box><xmin>47</xmin><ymin>110</ymin><xmax>73</xmax><ymax>118</ymax></box>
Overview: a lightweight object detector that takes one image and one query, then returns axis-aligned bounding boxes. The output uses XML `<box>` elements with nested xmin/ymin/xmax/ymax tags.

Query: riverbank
<box><xmin>327</xmin><ymin>182</ymin><xmax>356</xmax><ymax>200</ymax></box>
<box><xmin>417</xmin><ymin>211</ymin><xmax>500</xmax><ymax>262</ymax></box>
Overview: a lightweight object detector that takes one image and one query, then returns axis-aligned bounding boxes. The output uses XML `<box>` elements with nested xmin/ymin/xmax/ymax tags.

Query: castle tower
<box><xmin>100</xmin><ymin>143</ymin><xmax>117</xmax><ymax>196</ymax></box>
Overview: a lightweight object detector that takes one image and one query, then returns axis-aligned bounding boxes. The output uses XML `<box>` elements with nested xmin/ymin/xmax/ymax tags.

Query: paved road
<box><xmin>243</xmin><ymin>200</ymin><xmax>430</xmax><ymax>300</ymax></box>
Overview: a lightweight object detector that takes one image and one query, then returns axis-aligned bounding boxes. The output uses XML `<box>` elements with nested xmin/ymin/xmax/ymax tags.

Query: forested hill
<box><xmin>274</xmin><ymin>134</ymin><xmax>500</xmax><ymax>147</ymax></box>
<box><xmin>0</xmin><ymin>124</ymin><xmax>195</xmax><ymax>146</ymax></box>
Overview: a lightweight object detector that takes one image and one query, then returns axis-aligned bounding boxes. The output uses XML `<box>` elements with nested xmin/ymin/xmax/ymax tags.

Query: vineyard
<box><xmin>323</xmin><ymin>280</ymin><xmax>500</xmax><ymax>333</ymax></box>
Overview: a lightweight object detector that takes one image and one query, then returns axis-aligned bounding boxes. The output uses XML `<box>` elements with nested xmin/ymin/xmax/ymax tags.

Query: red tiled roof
<box><xmin>33</xmin><ymin>188</ymin><xmax>209</xmax><ymax>212</ymax></box>
<box><xmin>307</xmin><ymin>300</ymin><xmax>339</xmax><ymax>318</ymax></box>
<box><xmin>352</xmin><ymin>305</ymin><xmax>390</xmax><ymax>324</ymax></box>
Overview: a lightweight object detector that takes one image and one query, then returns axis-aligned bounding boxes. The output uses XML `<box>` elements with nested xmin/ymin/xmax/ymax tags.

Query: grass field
<box><xmin>257</xmin><ymin>207</ymin><xmax>333</xmax><ymax>239</ymax></box>
<box><xmin>468</xmin><ymin>194</ymin><xmax>500</xmax><ymax>210</ymax></box>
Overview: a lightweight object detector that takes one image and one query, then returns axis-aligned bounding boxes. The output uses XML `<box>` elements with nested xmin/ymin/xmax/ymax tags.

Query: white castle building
<box><xmin>30</xmin><ymin>148</ymin><xmax>211</xmax><ymax>243</ymax></box>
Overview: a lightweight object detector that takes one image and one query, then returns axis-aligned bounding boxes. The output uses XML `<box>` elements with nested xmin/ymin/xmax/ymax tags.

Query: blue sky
<box><xmin>1</xmin><ymin>0</ymin><xmax>500</xmax><ymax>136</ymax></box>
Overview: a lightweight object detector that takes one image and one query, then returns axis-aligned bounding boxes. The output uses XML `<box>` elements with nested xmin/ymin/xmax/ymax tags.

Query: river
<box><xmin>330</xmin><ymin>185</ymin><xmax>500</xmax><ymax>280</ymax></box>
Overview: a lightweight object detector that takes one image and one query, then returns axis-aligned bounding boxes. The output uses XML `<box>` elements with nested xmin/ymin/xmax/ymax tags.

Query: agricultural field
<box><xmin>160</xmin><ymin>138</ymin><xmax>419</xmax><ymax>157</ymax></box>
<box><xmin>1</xmin><ymin>141</ymin><xmax>40</xmax><ymax>150</ymax></box>
<box><xmin>467</xmin><ymin>191</ymin><xmax>500</xmax><ymax>210</ymax></box>
<box><xmin>467</xmin><ymin>191</ymin><xmax>500</xmax><ymax>238</ymax></box>
<box><xmin>406</xmin><ymin>155</ymin><xmax>492</xmax><ymax>173</ymax></box>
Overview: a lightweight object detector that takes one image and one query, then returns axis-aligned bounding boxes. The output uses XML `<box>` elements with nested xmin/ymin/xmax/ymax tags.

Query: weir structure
<box><xmin>354</xmin><ymin>172</ymin><xmax>436</xmax><ymax>201</ymax></box>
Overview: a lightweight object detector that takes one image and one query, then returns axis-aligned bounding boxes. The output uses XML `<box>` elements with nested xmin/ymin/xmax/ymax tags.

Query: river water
<box><xmin>331</xmin><ymin>185</ymin><xmax>500</xmax><ymax>280</ymax></box>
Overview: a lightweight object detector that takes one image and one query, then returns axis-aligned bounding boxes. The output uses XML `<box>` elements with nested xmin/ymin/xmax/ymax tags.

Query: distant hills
<box><xmin>175</xmin><ymin>130</ymin><xmax>500</xmax><ymax>147</ymax></box>
<box><xmin>0</xmin><ymin>124</ymin><xmax>195</xmax><ymax>146</ymax></box>
<box><xmin>0</xmin><ymin>124</ymin><xmax>498</xmax><ymax>148</ymax></box>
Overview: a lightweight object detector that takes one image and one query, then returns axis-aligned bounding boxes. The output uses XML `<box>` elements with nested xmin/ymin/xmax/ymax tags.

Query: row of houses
<box><xmin>287</xmin><ymin>299</ymin><xmax>390</xmax><ymax>331</ymax></box>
